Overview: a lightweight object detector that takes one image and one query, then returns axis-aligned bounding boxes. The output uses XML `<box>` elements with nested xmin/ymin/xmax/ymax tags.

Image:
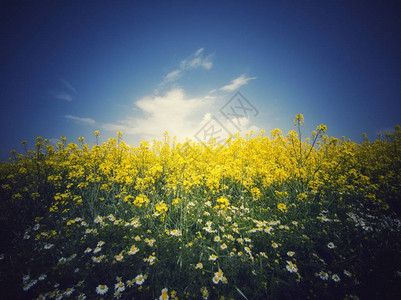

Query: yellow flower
<box><xmin>155</xmin><ymin>202</ymin><xmax>168</xmax><ymax>213</ymax></box>
<box><xmin>277</xmin><ymin>203</ymin><xmax>287</xmax><ymax>212</ymax></box>
<box><xmin>134</xmin><ymin>194</ymin><xmax>150</xmax><ymax>208</ymax></box>
<box><xmin>294</xmin><ymin>114</ymin><xmax>304</xmax><ymax>126</ymax></box>
<box><xmin>214</xmin><ymin>196</ymin><xmax>229</xmax><ymax>211</ymax></box>
<box><xmin>123</xmin><ymin>195</ymin><xmax>134</xmax><ymax>204</ymax></box>
<box><xmin>297</xmin><ymin>193</ymin><xmax>308</xmax><ymax>201</ymax></box>
<box><xmin>316</xmin><ymin>124</ymin><xmax>327</xmax><ymax>133</ymax></box>
<box><xmin>250</xmin><ymin>187</ymin><xmax>262</xmax><ymax>199</ymax></box>
<box><xmin>172</xmin><ymin>198</ymin><xmax>181</xmax><ymax>206</ymax></box>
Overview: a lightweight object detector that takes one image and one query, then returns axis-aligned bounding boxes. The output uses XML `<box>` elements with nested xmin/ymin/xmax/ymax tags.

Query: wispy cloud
<box><xmin>180</xmin><ymin>48</ymin><xmax>213</xmax><ymax>70</ymax></box>
<box><xmin>161</xmin><ymin>48</ymin><xmax>213</xmax><ymax>84</ymax></box>
<box><xmin>50</xmin><ymin>79</ymin><xmax>77</xmax><ymax>101</ymax></box>
<box><xmin>61</xmin><ymin>79</ymin><xmax>77</xmax><ymax>94</ymax></box>
<box><xmin>65</xmin><ymin>115</ymin><xmax>96</xmax><ymax>125</ymax></box>
<box><xmin>219</xmin><ymin>74</ymin><xmax>257</xmax><ymax>92</ymax></box>
<box><xmin>51</xmin><ymin>92</ymin><xmax>73</xmax><ymax>102</ymax></box>
<box><xmin>163</xmin><ymin>69</ymin><xmax>182</xmax><ymax>83</ymax></box>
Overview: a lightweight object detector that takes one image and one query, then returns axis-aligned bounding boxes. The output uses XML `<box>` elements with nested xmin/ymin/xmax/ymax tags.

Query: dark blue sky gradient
<box><xmin>1</xmin><ymin>0</ymin><xmax>400</xmax><ymax>160</ymax></box>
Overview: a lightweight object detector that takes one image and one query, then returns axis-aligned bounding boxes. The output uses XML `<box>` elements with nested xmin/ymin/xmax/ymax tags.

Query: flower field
<box><xmin>1</xmin><ymin>115</ymin><xmax>401</xmax><ymax>299</ymax></box>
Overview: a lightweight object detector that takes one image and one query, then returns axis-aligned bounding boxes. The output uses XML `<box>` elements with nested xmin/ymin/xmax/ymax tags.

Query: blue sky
<box><xmin>1</xmin><ymin>0</ymin><xmax>400</xmax><ymax>160</ymax></box>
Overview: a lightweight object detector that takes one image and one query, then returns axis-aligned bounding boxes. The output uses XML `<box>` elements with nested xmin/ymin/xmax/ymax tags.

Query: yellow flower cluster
<box><xmin>277</xmin><ymin>203</ymin><xmax>287</xmax><ymax>212</ymax></box>
<box><xmin>214</xmin><ymin>196</ymin><xmax>230</xmax><ymax>212</ymax></box>
<box><xmin>134</xmin><ymin>194</ymin><xmax>150</xmax><ymax>208</ymax></box>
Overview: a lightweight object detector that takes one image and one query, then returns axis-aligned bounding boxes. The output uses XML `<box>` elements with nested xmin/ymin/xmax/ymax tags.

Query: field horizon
<box><xmin>1</xmin><ymin>116</ymin><xmax>401</xmax><ymax>299</ymax></box>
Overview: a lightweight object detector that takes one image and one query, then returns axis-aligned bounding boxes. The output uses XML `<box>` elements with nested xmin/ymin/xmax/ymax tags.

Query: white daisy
<box><xmin>96</xmin><ymin>284</ymin><xmax>108</xmax><ymax>295</ymax></box>
<box><xmin>286</xmin><ymin>261</ymin><xmax>298</xmax><ymax>273</ymax></box>
<box><xmin>159</xmin><ymin>288</ymin><xmax>169</xmax><ymax>300</ymax></box>
<box><xmin>332</xmin><ymin>274</ymin><xmax>341</xmax><ymax>282</ymax></box>
<box><xmin>327</xmin><ymin>242</ymin><xmax>335</xmax><ymax>249</ymax></box>
<box><xmin>134</xmin><ymin>274</ymin><xmax>145</xmax><ymax>285</ymax></box>
<box><xmin>319</xmin><ymin>271</ymin><xmax>329</xmax><ymax>280</ymax></box>
<box><xmin>115</xmin><ymin>281</ymin><xmax>125</xmax><ymax>292</ymax></box>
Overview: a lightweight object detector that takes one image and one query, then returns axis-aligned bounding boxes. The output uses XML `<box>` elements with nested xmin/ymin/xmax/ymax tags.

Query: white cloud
<box><xmin>101</xmin><ymin>88</ymin><xmax>209</xmax><ymax>140</ymax></box>
<box><xmin>161</xmin><ymin>48</ymin><xmax>213</xmax><ymax>84</ymax></box>
<box><xmin>65</xmin><ymin>115</ymin><xmax>96</xmax><ymax>125</ymax></box>
<box><xmin>220</xmin><ymin>74</ymin><xmax>257</xmax><ymax>92</ymax></box>
<box><xmin>100</xmin><ymin>87</ymin><xmax>259</xmax><ymax>144</ymax></box>
<box><xmin>203</xmin><ymin>112</ymin><xmax>212</xmax><ymax>121</ymax></box>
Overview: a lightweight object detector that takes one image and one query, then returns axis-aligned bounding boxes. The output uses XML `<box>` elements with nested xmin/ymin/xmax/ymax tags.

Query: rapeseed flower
<box><xmin>4</xmin><ymin>115</ymin><xmax>401</xmax><ymax>299</ymax></box>
<box><xmin>134</xmin><ymin>194</ymin><xmax>149</xmax><ymax>208</ymax></box>
<box><xmin>277</xmin><ymin>203</ymin><xmax>287</xmax><ymax>212</ymax></box>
